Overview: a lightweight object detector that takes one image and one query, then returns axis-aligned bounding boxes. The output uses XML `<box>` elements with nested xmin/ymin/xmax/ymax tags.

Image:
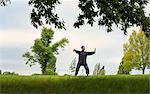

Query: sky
<box><xmin>0</xmin><ymin>0</ymin><xmax>149</xmax><ymax>75</ymax></box>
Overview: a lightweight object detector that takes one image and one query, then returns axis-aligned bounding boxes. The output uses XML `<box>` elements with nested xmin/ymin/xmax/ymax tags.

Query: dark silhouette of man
<box><xmin>73</xmin><ymin>46</ymin><xmax>96</xmax><ymax>76</ymax></box>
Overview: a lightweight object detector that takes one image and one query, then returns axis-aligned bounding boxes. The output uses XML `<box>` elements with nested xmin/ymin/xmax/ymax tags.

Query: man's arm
<box><xmin>73</xmin><ymin>49</ymin><xmax>80</xmax><ymax>54</ymax></box>
<box><xmin>86</xmin><ymin>48</ymin><xmax>96</xmax><ymax>55</ymax></box>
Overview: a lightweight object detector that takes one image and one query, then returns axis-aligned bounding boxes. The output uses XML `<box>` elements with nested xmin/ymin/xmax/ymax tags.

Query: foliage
<box><xmin>99</xmin><ymin>66</ymin><xmax>105</xmax><ymax>75</ymax></box>
<box><xmin>69</xmin><ymin>57</ymin><xmax>77</xmax><ymax>75</ymax></box>
<box><xmin>23</xmin><ymin>27</ymin><xmax>69</xmax><ymax>74</ymax></box>
<box><xmin>0</xmin><ymin>0</ymin><xmax>10</xmax><ymax>6</ymax></box>
<box><xmin>2</xmin><ymin>71</ymin><xmax>19</xmax><ymax>75</ymax></box>
<box><xmin>0</xmin><ymin>69</ymin><xmax>1</xmax><ymax>74</ymax></box>
<box><xmin>93</xmin><ymin>63</ymin><xmax>101</xmax><ymax>75</ymax></box>
<box><xmin>1</xmin><ymin>0</ymin><xmax>149</xmax><ymax>36</ymax></box>
<box><xmin>93</xmin><ymin>63</ymin><xmax>105</xmax><ymax>75</ymax></box>
<box><xmin>43</xmin><ymin>69</ymin><xmax>58</xmax><ymax>75</ymax></box>
<box><xmin>29</xmin><ymin>0</ymin><xmax>150</xmax><ymax>36</ymax></box>
<box><xmin>32</xmin><ymin>73</ymin><xmax>41</xmax><ymax>76</ymax></box>
<box><xmin>28</xmin><ymin>0</ymin><xmax>65</xmax><ymax>29</ymax></box>
<box><xmin>0</xmin><ymin>75</ymin><xmax>149</xmax><ymax>94</ymax></box>
<box><xmin>117</xmin><ymin>61</ymin><xmax>130</xmax><ymax>74</ymax></box>
<box><xmin>122</xmin><ymin>31</ymin><xmax>150</xmax><ymax>74</ymax></box>
<box><xmin>63</xmin><ymin>74</ymin><xmax>71</xmax><ymax>76</ymax></box>
<box><xmin>74</xmin><ymin>0</ymin><xmax>150</xmax><ymax>37</ymax></box>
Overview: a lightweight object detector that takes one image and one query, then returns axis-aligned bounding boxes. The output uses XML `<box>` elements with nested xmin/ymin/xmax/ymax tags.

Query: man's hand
<box><xmin>73</xmin><ymin>49</ymin><xmax>76</xmax><ymax>52</ymax></box>
<box><xmin>94</xmin><ymin>48</ymin><xmax>96</xmax><ymax>52</ymax></box>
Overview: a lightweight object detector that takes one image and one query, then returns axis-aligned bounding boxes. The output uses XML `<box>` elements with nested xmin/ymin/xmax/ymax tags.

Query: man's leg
<box><xmin>75</xmin><ymin>63</ymin><xmax>81</xmax><ymax>76</ymax></box>
<box><xmin>83</xmin><ymin>64</ymin><xmax>89</xmax><ymax>76</ymax></box>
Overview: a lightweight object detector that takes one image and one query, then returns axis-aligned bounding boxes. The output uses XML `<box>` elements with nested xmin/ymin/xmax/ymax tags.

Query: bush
<box><xmin>43</xmin><ymin>69</ymin><xmax>58</xmax><ymax>75</ymax></box>
<box><xmin>64</xmin><ymin>74</ymin><xmax>71</xmax><ymax>76</ymax></box>
<box><xmin>3</xmin><ymin>71</ymin><xmax>19</xmax><ymax>75</ymax></box>
<box><xmin>32</xmin><ymin>73</ymin><xmax>41</xmax><ymax>76</ymax></box>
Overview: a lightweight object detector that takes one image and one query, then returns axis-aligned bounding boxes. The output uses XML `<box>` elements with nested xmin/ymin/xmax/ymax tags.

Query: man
<box><xmin>73</xmin><ymin>46</ymin><xmax>96</xmax><ymax>76</ymax></box>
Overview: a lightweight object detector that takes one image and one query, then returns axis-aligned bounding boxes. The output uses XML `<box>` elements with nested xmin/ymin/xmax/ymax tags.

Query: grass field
<box><xmin>0</xmin><ymin>75</ymin><xmax>149</xmax><ymax>94</ymax></box>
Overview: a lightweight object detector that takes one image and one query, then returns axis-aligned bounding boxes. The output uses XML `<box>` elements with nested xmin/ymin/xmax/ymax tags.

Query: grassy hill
<box><xmin>0</xmin><ymin>75</ymin><xmax>149</xmax><ymax>94</ymax></box>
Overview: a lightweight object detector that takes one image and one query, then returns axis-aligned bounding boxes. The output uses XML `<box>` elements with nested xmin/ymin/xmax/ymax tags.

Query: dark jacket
<box><xmin>74</xmin><ymin>50</ymin><xmax>95</xmax><ymax>64</ymax></box>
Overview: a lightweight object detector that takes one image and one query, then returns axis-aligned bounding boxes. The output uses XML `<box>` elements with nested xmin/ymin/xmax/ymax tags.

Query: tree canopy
<box><xmin>122</xmin><ymin>30</ymin><xmax>150</xmax><ymax>74</ymax></box>
<box><xmin>75</xmin><ymin>0</ymin><xmax>150</xmax><ymax>36</ymax></box>
<box><xmin>1</xmin><ymin>0</ymin><xmax>150</xmax><ymax>36</ymax></box>
<box><xmin>28</xmin><ymin>0</ymin><xmax>150</xmax><ymax>37</ymax></box>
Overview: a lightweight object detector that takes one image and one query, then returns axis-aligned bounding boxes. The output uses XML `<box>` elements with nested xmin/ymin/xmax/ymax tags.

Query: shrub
<box><xmin>43</xmin><ymin>69</ymin><xmax>58</xmax><ymax>75</ymax></box>
<box><xmin>3</xmin><ymin>71</ymin><xmax>19</xmax><ymax>75</ymax></box>
<box><xmin>32</xmin><ymin>73</ymin><xmax>41</xmax><ymax>76</ymax></box>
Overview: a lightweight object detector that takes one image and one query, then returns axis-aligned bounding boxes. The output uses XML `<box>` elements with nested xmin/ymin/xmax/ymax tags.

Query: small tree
<box><xmin>123</xmin><ymin>31</ymin><xmax>150</xmax><ymax>74</ymax></box>
<box><xmin>69</xmin><ymin>57</ymin><xmax>76</xmax><ymax>75</ymax></box>
<box><xmin>23</xmin><ymin>27</ymin><xmax>69</xmax><ymax>74</ymax></box>
<box><xmin>99</xmin><ymin>66</ymin><xmax>105</xmax><ymax>75</ymax></box>
<box><xmin>93</xmin><ymin>63</ymin><xmax>101</xmax><ymax>75</ymax></box>
<box><xmin>93</xmin><ymin>63</ymin><xmax>105</xmax><ymax>75</ymax></box>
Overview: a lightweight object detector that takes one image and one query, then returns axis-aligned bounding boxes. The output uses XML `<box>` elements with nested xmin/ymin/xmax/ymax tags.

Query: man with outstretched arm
<box><xmin>73</xmin><ymin>46</ymin><xmax>96</xmax><ymax>76</ymax></box>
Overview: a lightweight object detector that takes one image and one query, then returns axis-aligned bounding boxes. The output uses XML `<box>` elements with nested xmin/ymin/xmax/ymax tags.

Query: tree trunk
<box><xmin>142</xmin><ymin>67</ymin><xmax>145</xmax><ymax>74</ymax></box>
<box><xmin>42</xmin><ymin>67</ymin><xmax>46</xmax><ymax>74</ymax></box>
<box><xmin>41</xmin><ymin>63</ymin><xmax>47</xmax><ymax>74</ymax></box>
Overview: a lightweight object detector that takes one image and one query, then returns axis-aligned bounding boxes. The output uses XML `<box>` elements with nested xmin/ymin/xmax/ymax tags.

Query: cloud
<box><xmin>0</xmin><ymin>29</ymin><xmax>41</xmax><ymax>46</ymax></box>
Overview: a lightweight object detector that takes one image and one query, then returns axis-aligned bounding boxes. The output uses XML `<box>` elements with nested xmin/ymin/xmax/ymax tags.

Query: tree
<box><xmin>117</xmin><ymin>61</ymin><xmax>130</xmax><ymax>74</ymax></box>
<box><xmin>93</xmin><ymin>63</ymin><xmax>101</xmax><ymax>75</ymax></box>
<box><xmin>122</xmin><ymin>30</ymin><xmax>150</xmax><ymax>74</ymax></box>
<box><xmin>22</xmin><ymin>27</ymin><xmax>69</xmax><ymax>74</ymax></box>
<box><xmin>99</xmin><ymin>66</ymin><xmax>105</xmax><ymax>75</ymax></box>
<box><xmin>69</xmin><ymin>57</ymin><xmax>77</xmax><ymax>75</ymax></box>
<box><xmin>93</xmin><ymin>63</ymin><xmax>105</xmax><ymax>75</ymax></box>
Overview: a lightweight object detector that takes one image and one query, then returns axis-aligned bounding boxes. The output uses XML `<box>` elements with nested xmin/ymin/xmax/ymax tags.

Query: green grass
<box><xmin>0</xmin><ymin>75</ymin><xmax>149</xmax><ymax>94</ymax></box>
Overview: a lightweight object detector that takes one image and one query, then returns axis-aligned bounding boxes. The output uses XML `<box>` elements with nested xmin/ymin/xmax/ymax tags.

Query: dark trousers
<box><xmin>75</xmin><ymin>63</ymin><xmax>89</xmax><ymax>75</ymax></box>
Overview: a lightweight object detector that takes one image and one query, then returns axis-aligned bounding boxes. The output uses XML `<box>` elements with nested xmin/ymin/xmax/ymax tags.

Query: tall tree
<box><xmin>122</xmin><ymin>31</ymin><xmax>150</xmax><ymax>74</ymax></box>
<box><xmin>22</xmin><ymin>27</ymin><xmax>69</xmax><ymax>74</ymax></box>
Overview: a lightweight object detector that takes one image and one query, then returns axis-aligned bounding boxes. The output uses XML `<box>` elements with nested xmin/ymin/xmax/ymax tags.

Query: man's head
<box><xmin>81</xmin><ymin>45</ymin><xmax>85</xmax><ymax>51</ymax></box>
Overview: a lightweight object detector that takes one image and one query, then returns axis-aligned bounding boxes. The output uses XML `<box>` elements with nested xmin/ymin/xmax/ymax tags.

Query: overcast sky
<box><xmin>0</xmin><ymin>0</ymin><xmax>149</xmax><ymax>75</ymax></box>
